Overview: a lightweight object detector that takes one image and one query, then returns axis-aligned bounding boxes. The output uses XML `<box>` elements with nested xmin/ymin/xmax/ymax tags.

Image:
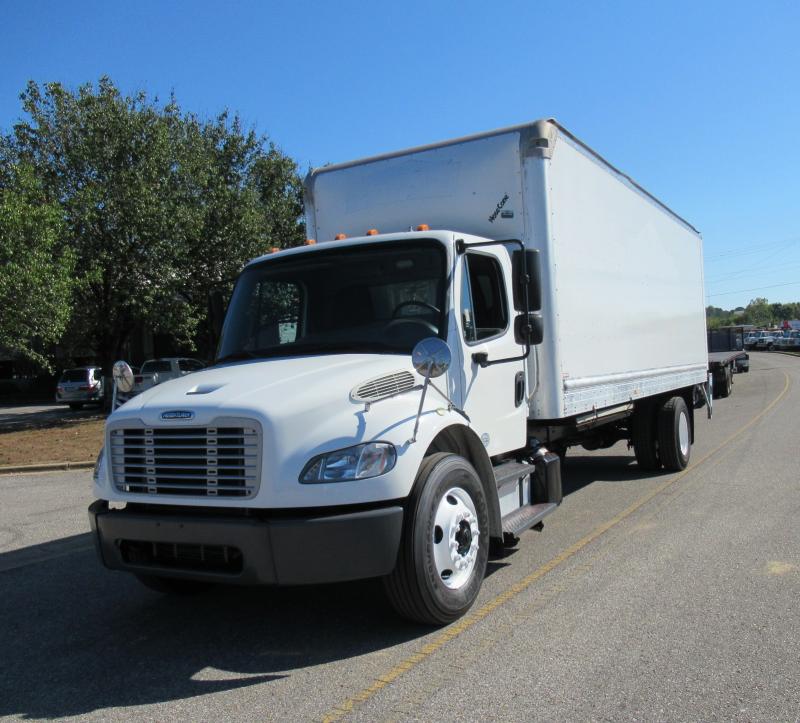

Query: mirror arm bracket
<box><xmin>473</xmin><ymin>345</ymin><xmax>531</xmax><ymax>368</ymax></box>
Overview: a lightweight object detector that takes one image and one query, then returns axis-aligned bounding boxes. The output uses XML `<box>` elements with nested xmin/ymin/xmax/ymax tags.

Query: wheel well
<box><xmin>424</xmin><ymin>425</ymin><xmax>503</xmax><ymax>544</ymax></box>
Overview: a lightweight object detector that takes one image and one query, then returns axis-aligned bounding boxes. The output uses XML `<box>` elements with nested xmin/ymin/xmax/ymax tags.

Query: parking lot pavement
<box><xmin>0</xmin><ymin>402</ymin><xmax>102</xmax><ymax>430</ymax></box>
<box><xmin>0</xmin><ymin>355</ymin><xmax>798</xmax><ymax>721</ymax></box>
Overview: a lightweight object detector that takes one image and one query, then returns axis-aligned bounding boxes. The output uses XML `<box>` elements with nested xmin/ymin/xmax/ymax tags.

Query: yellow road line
<box><xmin>322</xmin><ymin>371</ymin><xmax>792</xmax><ymax>722</ymax></box>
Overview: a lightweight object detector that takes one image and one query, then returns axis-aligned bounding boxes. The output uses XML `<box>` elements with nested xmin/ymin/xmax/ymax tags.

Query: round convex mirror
<box><xmin>112</xmin><ymin>360</ymin><xmax>135</xmax><ymax>393</ymax></box>
<box><xmin>411</xmin><ymin>337</ymin><xmax>451</xmax><ymax>379</ymax></box>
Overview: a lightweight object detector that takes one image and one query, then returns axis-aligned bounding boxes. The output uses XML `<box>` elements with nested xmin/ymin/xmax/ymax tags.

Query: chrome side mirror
<box><xmin>113</xmin><ymin>361</ymin><xmax>134</xmax><ymax>392</ymax></box>
<box><xmin>409</xmin><ymin>338</ymin><xmax>468</xmax><ymax>444</ymax></box>
<box><xmin>112</xmin><ymin>360</ymin><xmax>134</xmax><ymax>410</ymax></box>
<box><xmin>411</xmin><ymin>337</ymin><xmax>451</xmax><ymax>379</ymax></box>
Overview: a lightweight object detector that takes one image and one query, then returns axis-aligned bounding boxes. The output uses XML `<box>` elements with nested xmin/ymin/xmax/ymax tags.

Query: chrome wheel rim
<box><xmin>678</xmin><ymin>411</ymin><xmax>690</xmax><ymax>458</ymax></box>
<box><xmin>432</xmin><ymin>486</ymin><xmax>480</xmax><ymax>590</ymax></box>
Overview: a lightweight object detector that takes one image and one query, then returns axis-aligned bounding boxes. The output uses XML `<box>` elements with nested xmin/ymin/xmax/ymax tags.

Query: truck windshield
<box><xmin>217</xmin><ymin>240</ymin><xmax>447</xmax><ymax>360</ymax></box>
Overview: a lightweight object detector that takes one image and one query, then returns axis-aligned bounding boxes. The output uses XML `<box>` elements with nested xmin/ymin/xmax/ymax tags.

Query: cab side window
<box><xmin>461</xmin><ymin>254</ymin><xmax>508</xmax><ymax>342</ymax></box>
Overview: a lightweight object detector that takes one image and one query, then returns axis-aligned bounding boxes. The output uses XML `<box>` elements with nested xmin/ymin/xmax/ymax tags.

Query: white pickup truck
<box><xmin>132</xmin><ymin>357</ymin><xmax>205</xmax><ymax>394</ymax></box>
<box><xmin>90</xmin><ymin>120</ymin><xmax>709</xmax><ymax>624</ymax></box>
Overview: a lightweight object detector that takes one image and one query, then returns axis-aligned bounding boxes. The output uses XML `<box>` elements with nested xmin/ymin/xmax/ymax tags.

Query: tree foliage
<box><xmin>706</xmin><ymin>297</ymin><xmax>800</xmax><ymax>328</ymax></box>
<box><xmin>0</xmin><ymin>164</ymin><xmax>75</xmax><ymax>369</ymax></box>
<box><xmin>3</xmin><ymin>77</ymin><xmax>304</xmax><ymax>369</ymax></box>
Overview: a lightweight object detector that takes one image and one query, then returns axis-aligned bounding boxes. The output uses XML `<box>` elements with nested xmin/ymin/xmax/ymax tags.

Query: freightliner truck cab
<box><xmin>90</xmin><ymin>229</ymin><xmax>554</xmax><ymax>625</ymax></box>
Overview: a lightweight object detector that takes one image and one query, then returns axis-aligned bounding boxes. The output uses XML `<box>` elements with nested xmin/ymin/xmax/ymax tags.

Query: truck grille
<box><xmin>110</xmin><ymin>424</ymin><xmax>261</xmax><ymax>498</ymax></box>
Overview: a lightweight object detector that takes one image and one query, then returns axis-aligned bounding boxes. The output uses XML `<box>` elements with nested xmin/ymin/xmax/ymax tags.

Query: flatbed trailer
<box><xmin>708</xmin><ymin>326</ymin><xmax>749</xmax><ymax>398</ymax></box>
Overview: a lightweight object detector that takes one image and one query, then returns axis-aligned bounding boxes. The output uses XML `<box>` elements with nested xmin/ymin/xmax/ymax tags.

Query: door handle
<box><xmin>514</xmin><ymin>372</ymin><xmax>525</xmax><ymax>407</ymax></box>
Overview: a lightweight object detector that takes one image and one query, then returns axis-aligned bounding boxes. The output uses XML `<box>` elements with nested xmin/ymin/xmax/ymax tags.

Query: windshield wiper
<box><xmin>266</xmin><ymin>341</ymin><xmax>408</xmax><ymax>357</ymax></box>
<box><xmin>212</xmin><ymin>350</ymin><xmax>259</xmax><ymax>366</ymax></box>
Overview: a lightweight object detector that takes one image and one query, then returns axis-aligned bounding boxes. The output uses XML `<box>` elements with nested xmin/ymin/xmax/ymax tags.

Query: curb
<box><xmin>0</xmin><ymin>460</ymin><xmax>95</xmax><ymax>475</ymax></box>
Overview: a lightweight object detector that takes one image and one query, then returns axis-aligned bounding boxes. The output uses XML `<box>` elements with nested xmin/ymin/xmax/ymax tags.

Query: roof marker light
<box><xmin>335</xmin><ymin>233</ymin><xmax>347</xmax><ymax>240</ymax></box>
<box><xmin>270</xmin><ymin>246</ymin><xmax>280</xmax><ymax>253</ymax></box>
<box><xmin>305</xmin><ymin>238</ymin><xmax>316</xmax><ymax>245</ymax></box>
<box><xmin>366</xmin><ymin>229</ymin><xmax>379</xmax><ymax>236</ymax></box>
<box><xmin>416</xmin><ymin>224</ymin><xmax>430</xmax><ymax>231</ymax></box>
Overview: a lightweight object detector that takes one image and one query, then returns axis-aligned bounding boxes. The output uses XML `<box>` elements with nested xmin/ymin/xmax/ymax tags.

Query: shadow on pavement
<box><xmin>0</xmin><ymin>405</ymin><xmax>104</xmax><ymax>433</ymax></box>
<box><xmin>561</xmin><ymin>452</ymin><xmax>665</xmax><ymax>496</ymax></box>
<box><xmin>0</xmin><ymin>536</ymin><xmax>430</xmax><ymax>718</ymax></box>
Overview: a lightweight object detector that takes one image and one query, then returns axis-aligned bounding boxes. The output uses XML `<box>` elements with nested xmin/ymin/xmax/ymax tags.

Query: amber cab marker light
<box><xmin>305</xmin><ymin>238</ymin><xmax>316</xmax><ymax>245</ymax></box>
<box><xmin>334</xmin><ymin>233</ymin><xmax>347</xmax><ymax>240</ymax></box>
<box><xmin>416</xmin><ymin>224</ymin><xmax>430</xmax><ymax>231</ymax></box>
<box><xmin>366</xmin><ymin>229</ymin><xmax>379</xmax><ymax>236</ymax></box>
<box><xmin>270</xmin><ymin>246</ymin><xmax>280</xmax><ymax>253</ymax></box>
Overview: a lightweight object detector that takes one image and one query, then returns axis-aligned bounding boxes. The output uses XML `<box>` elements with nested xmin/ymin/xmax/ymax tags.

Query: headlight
<box><xmin>300</xmin><ymin>442</ymin><xmax>397</xmax><ymax>483</ymax></box>
<box><xmin>93</xmin><ymin>447</ymin><xmax>105</xmax><ymax>485</ymax></box>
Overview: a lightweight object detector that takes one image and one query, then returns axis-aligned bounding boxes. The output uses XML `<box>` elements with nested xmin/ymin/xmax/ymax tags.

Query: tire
<box><xmin>135</xmin><ymin>574</ymin><xmax>211</xmax><ymax>595</ymax></box>
<box><xmin>717</xmin><ymin>367</ymin><xmax>732</xmax><ymax>399</ymax></box>
<box><xmin>68</xmin><ymin>403</ymin><xmax>84</xmax><ymax>410</ymax></box>
<box><xmin>384</xmin><ymin>453</ymin><xmax>489</xmax><ymax>625</ymax></box>
<box><xmin>657</xmin><ymin>396</ymin><xmax>691</xmax><ymax>471</ymax></box>
<box><xmin>632</xmin><ymin>401</ymin><xmax>661</xmax><ymax>471</ymax></box>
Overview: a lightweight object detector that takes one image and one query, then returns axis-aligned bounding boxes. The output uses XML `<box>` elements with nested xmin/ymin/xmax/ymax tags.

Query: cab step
<box><xmin>493</xmin><ymin>460</ymin><xmax>537</xmax><ymax>489</ymax></box>
<box><xmin>501</xmin><ymin>502</ymin><xmax>558</xmax><ymax>536</ymax></box>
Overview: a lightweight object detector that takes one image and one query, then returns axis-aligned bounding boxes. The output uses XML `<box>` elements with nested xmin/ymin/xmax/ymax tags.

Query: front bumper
<box><xmin>88</xmin><ymin>500</ymin><xmax>403</xmax><ymax>585</ymax></box>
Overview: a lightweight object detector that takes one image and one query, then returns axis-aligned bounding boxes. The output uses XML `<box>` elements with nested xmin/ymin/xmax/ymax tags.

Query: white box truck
<box><xmin>89</xmin><ymin>119</ymin><xmax>709</xmax><ymax>624</ymax></box>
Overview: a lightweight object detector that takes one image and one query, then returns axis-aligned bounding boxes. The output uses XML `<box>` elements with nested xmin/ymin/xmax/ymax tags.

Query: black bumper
<box><xmin>88</xmin><ymin>500</ymin><xmax>403</xmax><ymax>585</ymax></box>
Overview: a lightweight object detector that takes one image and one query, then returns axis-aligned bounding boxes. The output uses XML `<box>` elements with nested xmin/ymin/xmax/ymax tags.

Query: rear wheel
<box><xmin>657</xmin><ymin>396</ymin><xmax>691</xmax><ymax>471</ymax></box>
<box><xmin>717</xmin><ymin>367</ymin><xmax>732</xmax><ymax>398</ymax></box>
<box><xmin>384</xmin><ymin>453</ymin><xmax>489</xmax><ymax>625</ymax></box>
<box><xmin>632</xmin><ymin>401</ymin><xmax>661</xmax><ymax>471</ymax></box>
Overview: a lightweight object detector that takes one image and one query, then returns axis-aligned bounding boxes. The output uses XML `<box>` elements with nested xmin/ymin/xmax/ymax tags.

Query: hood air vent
<box><xmin>351</xmin><ymin>371</ymin><xmax>416</xmax><ymax>403</ymax></box>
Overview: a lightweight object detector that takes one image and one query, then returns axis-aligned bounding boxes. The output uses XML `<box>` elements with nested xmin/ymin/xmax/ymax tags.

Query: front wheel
<box><xmin>384</xmin><ymin>453</ymin><xmax>489</xmax><ymax>625</ymax></box>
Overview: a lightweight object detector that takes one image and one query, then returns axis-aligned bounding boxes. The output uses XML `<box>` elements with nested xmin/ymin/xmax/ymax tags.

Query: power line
<box><xmin>705</xmin><ymin>236</ymin><xmax>800</xmax><ymax>260</ymax></box>
<box><xmin>706</xmin><ymin>280</ymin><xmax>800</xmax><ymax>297</ymax></box>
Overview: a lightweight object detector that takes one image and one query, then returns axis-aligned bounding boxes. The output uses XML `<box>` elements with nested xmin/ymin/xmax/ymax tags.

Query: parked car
<box><xmin>132</xmin><ymin>357</ymin><xmax>205</xmax><ymax>394</ymax></box>
<box><xmin>744</xmin><ymin>331</ymin><xmax>769</xmax><ymax>349</ymax></box>
<box><xmin>55</xmin><ymin>367</ymin><xmax>104</xmax><ymax>409</ymax></box>
<box><xmin>775</xmin><ymin>330</ymin><xmax>800</xmax><ymax>350</ymax></box>
<box><xmin>755</xmin><ymin>332</ymin><xmax>784</xmax><ymax>351</ymax></box>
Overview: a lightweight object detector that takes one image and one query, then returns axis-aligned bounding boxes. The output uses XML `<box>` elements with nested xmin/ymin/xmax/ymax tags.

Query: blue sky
<box><xmin>2</xmin><ymin>0</ymin><xmax>799</xmax><ymax>309</ymax></box>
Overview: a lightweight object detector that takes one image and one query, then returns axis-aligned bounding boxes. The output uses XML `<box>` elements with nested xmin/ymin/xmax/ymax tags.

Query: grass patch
<box><xmin>0</xmin><ymin>419</ymin><xmax>104</xmax><ymax>466</ymax></box>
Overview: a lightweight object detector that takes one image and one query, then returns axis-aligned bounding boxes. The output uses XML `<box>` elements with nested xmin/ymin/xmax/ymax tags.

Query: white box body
<box><xmin>305</xmin><ymin>120</ymin><xmax>707</xmax><ymax>421</ymax></box>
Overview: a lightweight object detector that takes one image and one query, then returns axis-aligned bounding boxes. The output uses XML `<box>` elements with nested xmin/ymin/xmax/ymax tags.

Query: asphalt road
<box><xmin>0</xmin><ymin>353</ymin><xmax>798</xmax><ymax>721</ymax></box>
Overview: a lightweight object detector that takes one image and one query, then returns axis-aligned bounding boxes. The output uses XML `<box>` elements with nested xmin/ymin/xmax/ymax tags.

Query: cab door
<box><xmin>454</xmin><ymin>247</ymin><xmax>528</xmax><ymax>456</ymax></box>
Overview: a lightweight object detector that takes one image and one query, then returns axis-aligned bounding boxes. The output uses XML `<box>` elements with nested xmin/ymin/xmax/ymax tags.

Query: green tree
<box><xmin>5</xmin><ymin>77</ymin><xmax>304</xmax><ymax>369</ymax></box>
<box><xmin>743</xmin><ymin>297</ymin><xmax>772</xmax><ymax>327</ymax></box>
<box><xmin>0</xmin><ymin>164</ymin><xmax>75</xmax><ymax>369</ymax></box>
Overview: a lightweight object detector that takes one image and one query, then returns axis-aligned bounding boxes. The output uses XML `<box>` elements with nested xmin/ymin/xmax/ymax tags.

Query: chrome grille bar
<box><xmin>110</xmin><ymin>421</ymin><xmax>262</xmax><ymax>498</ymax></box>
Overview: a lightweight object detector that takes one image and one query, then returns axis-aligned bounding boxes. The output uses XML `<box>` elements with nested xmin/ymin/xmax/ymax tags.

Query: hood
<box><xmin>114</xmin><ymin>353</ymin><xmax>418</xmax><ymax>424</ymax></box>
